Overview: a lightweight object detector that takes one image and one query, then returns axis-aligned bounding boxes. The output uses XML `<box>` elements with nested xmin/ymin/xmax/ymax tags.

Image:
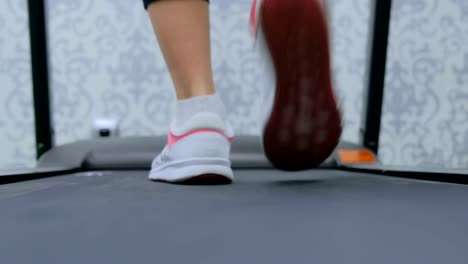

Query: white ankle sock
<box><xmin>173</xmin><ymin>93</ymin><xmax>227</xmax><ymax>126</ymax></box>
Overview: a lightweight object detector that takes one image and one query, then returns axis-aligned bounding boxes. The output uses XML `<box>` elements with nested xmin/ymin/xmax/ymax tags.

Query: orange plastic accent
<box><xmin>338</xmin><ymin>149</ymin><xmax>376</xmax><ymax>164</ymax></box>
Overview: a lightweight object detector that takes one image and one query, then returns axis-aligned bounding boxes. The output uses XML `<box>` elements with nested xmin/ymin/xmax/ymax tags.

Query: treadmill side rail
<box><xmin>0</xmin><ymin>168</ymin><xmax>79</xmax><ymax>185</ymax></box>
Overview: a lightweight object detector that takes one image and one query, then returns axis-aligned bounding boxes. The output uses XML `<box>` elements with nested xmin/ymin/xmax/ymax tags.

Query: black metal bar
<box><xmin>28</xmin><ymin>0</ymin><xmax>53</xmax><ymax>158</ymax></box>
<box><xmin>361</xmin><ymin>0</ymin><xmax>393</xmax><ymax>154</ymax></box>
<box><xmin>340</xmin><ymin>165</ymin><xmax>468</xmax><ymax>185</ymax></box>
<box><xmin>0</xmin><ymin>168</ymin><xmax>81</xmax><ymax>185</ymax></box>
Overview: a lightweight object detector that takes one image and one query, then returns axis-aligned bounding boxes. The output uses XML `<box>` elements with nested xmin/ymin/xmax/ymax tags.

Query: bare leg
<box><xmin>147</xmin><ymin>0</ymin><xmax>215</xmax><ymax>100</ymax></box>
<box><xmin>146</xmin><ymin>0</ymin><xmax>233</xmax><ymax>184</ymax></box>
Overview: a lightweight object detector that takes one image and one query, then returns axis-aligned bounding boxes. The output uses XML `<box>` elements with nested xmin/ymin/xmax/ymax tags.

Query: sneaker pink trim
<box><xmin>250</xmin><ymin>0</ymin><xmax>259</xmax><ymax>38</ymax></box>
<box><xmin>168</xmin><ymin>129</ymin><xmax>233</xmax><ymax>149</ymax></box>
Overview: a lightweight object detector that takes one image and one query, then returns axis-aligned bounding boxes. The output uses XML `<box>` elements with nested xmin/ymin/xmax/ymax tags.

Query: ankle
<box><xmin>174</xmin><ymin>79</ymin><xmax>216</xmax><ymax>100</ymax></box>
<box><xmin>176</xmin><ymin>89</ymin><xmax>216</xmax><ymax>100</ymax></box>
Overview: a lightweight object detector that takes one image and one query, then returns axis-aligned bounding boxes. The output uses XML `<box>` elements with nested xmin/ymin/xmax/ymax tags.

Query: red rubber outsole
<box><xmin>261</xmin><ymin>0</ymin><xmax>342</xmax><ymax>171</ymax></box>
<box><xmin>156</xmin><ymin>174</ymin><xmax>232</xmax><ymax>185</ymax></box>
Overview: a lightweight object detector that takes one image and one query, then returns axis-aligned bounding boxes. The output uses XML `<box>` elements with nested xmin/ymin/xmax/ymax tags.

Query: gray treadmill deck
<box><xmin>1</xmin><ymin>169</ymin><xmax>468</xmax><ymax>264</ymax></box>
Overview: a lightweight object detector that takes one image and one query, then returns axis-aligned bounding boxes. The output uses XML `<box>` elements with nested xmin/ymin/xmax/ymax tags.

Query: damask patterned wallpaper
<box><xmin>45</xmin><ymin>0</ymin><xmax>369</xmax><ymax>143</ymax></box>
<box><xmin>0</xmin><ymin>0</ymin><xmax>35</xmax><ymax>170</ymax></box>
<box><xmin>380</xmin><ymin>0</ymin><xmax>468</xmax><ymax>169</ymax></box>
<box><xmin>45</xmin><ymin>0</ymin><xmax>368</xmax><ymax>144</ymax></box>
<box><xmin>0</xmin><ymin>0</ymin><xmax>466</xmax><ymax>170</ymax></box>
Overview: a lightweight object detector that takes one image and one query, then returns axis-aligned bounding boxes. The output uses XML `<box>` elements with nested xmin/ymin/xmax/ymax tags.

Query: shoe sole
<box><xmin>149</xmin><ymin>161</ymin><xmax>233</xmax><ymax>185</ymax></box>
<box><xmin>261</xmin><ymin>0</ymin><xmax>342</xmax><ymax>171</ymax></box>
<box><xmin>157</xmin><ymin>174</ymin><xmax>233</xmax><ymax>185</ymax></box>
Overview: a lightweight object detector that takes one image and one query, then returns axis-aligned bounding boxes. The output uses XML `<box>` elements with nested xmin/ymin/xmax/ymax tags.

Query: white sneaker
<box><xmin>251</xmin><ymin>0</ymin><xmax>342</xmax><ymax>171</ymax></box>
<box><xmin>149</xmin><ymin>112</ymin><xmax>234</xmax><ymax>184</ymax></box>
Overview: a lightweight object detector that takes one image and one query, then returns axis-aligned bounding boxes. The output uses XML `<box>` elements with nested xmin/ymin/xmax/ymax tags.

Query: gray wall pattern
<box><xmin>0</xmin><ymin>0</ymin><xmax>35</xmax><ymax>170</ymax></box>
<box><xmin>45</xmin><ymin>0</ymin><xmax>369</xmax><ymax>144</ymax></box>
<box><xmin>380</xmin><ymin>0</ymin><xmax>468</xmax><ymax>169</ymax></box>
<box><xmin>0</xmin><ymin>0</ymin><xmax>466</xmax><ymax>170</ymax></box>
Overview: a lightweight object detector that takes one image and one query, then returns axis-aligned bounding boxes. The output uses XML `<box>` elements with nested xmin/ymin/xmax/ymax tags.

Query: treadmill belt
<box><xmin>1</xmin><ymin>170</ymin><xmax>467</xmax><ymax>264</ymax></box>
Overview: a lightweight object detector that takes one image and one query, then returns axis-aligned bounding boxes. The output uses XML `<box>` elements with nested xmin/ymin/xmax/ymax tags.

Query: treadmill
<box><xmin>1</xmin><ymin>1</ymin><xmax>467</xmax><ymax>263</ymax></box>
